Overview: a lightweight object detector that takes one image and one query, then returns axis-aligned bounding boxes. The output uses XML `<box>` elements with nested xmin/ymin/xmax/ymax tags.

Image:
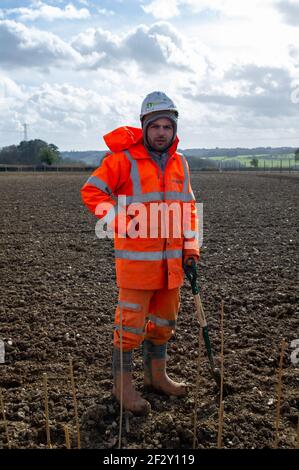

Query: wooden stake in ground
<box><xmin>43</xmin><ymin>373</ymin><xmax>52</xmax><ymax>449</ymax></box>
<box><xmin>64</xmin><ymin>424</ymin><xmax>71</xmax><ymax>449</ymax></box>
<box><xmin>217</xmin><ymin>300</ymin><xmax>225</xmax><ymax>449</ymax></box>
<box><xmin>273</xmin><ymin>339</ymin><xmax>286</xmax><ymax>449</ymax></box>
<box><xmin>69</xmin><ymin>356</ymin><xmax>81</xmax><ymax>449</ymax></box>
<box><xmin>118</xmin><ymin>305</ymin><xmax>124</xmax><ymax>450</ymax></box>
<box><xmin>193</xmin><ymin>326</ymin><xmax>202</xmax><ymax>449</ymax></box>
<box><xmin>0</xmin><ymin>387</ymin><xmax>11</xmax><ymax>449</ymax></box>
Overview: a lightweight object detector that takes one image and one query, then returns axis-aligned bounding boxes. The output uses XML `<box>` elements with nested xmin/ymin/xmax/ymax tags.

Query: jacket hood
<box><xmin>103</xmin><ymin>126</ymin><xmax>143</xmax><ymax>152</ymax></box>
<box><xmin>103</xmin><ymin>125</ymin><xmax>179</xmax><ymax>155</ymax></box>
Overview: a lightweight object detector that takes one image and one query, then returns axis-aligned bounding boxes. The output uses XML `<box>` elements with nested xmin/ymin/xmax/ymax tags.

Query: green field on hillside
<box><xmin>209</xmin><ymin>153</ymin><xmax>296</xmax><ymax>168</ymax></box>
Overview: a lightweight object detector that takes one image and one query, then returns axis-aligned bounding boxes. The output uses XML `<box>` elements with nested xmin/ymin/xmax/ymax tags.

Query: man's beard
<box><xmin>145</xmin><ymin>135</ymin><xmax>174</xmax><ymax>153</ymax></box>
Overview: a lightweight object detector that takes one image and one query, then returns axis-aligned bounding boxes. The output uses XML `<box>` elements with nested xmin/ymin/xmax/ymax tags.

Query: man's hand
<box><xmin>183</xmin><ymin>255</ymin><xmax>198</xmax><ymax>267</ymax></box>
<box><xmin>183</xmin><ymin>256</ymin><xmax>198</xmax><ymax>291</ymax></box>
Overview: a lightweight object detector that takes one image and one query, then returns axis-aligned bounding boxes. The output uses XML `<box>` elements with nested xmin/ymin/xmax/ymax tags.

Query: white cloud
<box><xmin>0</xmin><ymin>74</ymin><xmax>25</xmax><ymax>100</ymax></box>
<box><xmin>0</xmin><ymin>2</ymin><xmax>298</xmax><ymax>149</ymax></box>
<box><xmin>0</xmin><ymin>19</ymin><xmax>209</xmax><ymax>76</ymax></box>
<box><xmin>72</xmin><ymin>21</ymin><xmax>209</xmax><ymax>74</ymax></box>
<box><xmin>0</xmin><ymin>20</ymin><xmax>81</xmax><ymax>68</ymax></box>
<box><xmin>142</xmin><ymin>0</ymin><xmax>278</xmax><ymax>20</ymax></box>
<box><xmin>0</xmin><ymin>79</ymin><xmax>120</xmax><ymax>148</ymax></box>
<box><xmin>289</xmin><ymin>45</ymin><xmax>299</xmax><ymax>68</ymax></box>
<box><xmin>275</xmin><ymin>0</ymin><xmax>299</xmax><ymax>26</ymax></box>
<box><xmin>96</xmin><ymin>8</ymin><xmax>115</xmax><ymax>16</ymax></box>
<box><xmin>182</xmin><ymin>64</ymin><xmax>296</xmax><ymax>119</ymax></box>
<box><xmin>142</xmin><ymin>0</ymin><xmax>180</xmax><ymax>19</ymax></box>
<box><xmin>4</xmin><ymin>2</ymin><xmax>90</xmax><ymax>22</ymax></box>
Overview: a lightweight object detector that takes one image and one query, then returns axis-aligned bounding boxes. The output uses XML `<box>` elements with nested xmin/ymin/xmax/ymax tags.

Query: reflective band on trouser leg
<box><xmin>115</xmin><ymin>249</ymin><xmax>182</xmax><ymax>261</ymax></box>
<box><xmin>147</xmin><ymin>315</ymin><xmax>176</xmax><ymax>329</ymax></box>
<box><xmin>113</xmin><ymin>291</ymin><xmax>152</xmax><ymax>350</ymax></box>
<box><xmin>145</xmin><ymin>287</ymin><xmax>180</xmax><ymax>345</ymax></box>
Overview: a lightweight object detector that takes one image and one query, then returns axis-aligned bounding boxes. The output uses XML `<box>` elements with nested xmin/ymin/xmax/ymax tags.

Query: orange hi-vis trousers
<box><xmin>114</xmin><ymin>287</ymin><xmax>180</xmax><ymax>350</ymax></box>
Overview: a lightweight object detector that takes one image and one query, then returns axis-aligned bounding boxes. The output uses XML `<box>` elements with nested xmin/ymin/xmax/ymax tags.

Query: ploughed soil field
<box><xmin>0</xmin><ymin>171</ymin><xmax>298</xmax><ymax>450</ymax></box>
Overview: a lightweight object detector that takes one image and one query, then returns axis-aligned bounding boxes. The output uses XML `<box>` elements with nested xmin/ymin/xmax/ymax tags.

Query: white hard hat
<box><xmin>140</xmin><ymin>91</ymin><xmax>178</xmax><ymax>121</ymax></box>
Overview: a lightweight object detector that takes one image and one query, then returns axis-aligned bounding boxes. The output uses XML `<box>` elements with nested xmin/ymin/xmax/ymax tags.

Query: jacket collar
<box><xmin>103</xmin><ymin>125</ymin><xmax>179</xmax><ymax>159</ymax></box>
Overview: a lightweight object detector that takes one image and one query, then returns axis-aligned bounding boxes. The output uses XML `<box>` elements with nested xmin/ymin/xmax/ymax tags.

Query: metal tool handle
<box><xmin>184</xmin><ymin>259</ymin><xmax>214</xmax><ymax>364</ymax></box>
<box><xmin>184</xmin><ymin>258</ymin><xmax>227</xmax><ymax>393</ymax></box>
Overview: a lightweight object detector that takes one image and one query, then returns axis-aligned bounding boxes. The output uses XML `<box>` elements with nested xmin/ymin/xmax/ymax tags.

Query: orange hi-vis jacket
<box><xmin>81</xmin><ymin>126</ymin><xmax>199</xmax><ymax>290</ymax></box>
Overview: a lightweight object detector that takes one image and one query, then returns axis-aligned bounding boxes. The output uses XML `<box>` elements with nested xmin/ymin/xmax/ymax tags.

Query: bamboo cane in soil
<box><xmin>274</xmin><ymin>339</ymin><xmax>286</xmax><ymax>448</ymax></box>
<box><xmin>43</xmin><ymin>373</ymin><xmax>52</xmax><ymax>449</ymax></box>
<box><xmin>69</xmin><ymin>356</ymin><xmax>81</xmax><ymax>449</ymax></box>
<box><xmin>118</xmin><ymin>305</ymin><xmax>124</xmax><ymax>450</ymax></box>
<box><xmin>217</xmin><ymin>301</ymin><xmax>225</xmax><ymax>449</ymax></box>
<box><xmin>0</xmin><ymin>387</ymin><xmax>11</xmax><ymax>449</ymax></box>
<box><xmin>193</xmin><ymin>327</ymin><xmax>202</xmax><ymax>449</ymax></box>
<box><xmin>64</xmin><ymin>424</ymin><xmax>71</xmax><ymax>449</ymax></box>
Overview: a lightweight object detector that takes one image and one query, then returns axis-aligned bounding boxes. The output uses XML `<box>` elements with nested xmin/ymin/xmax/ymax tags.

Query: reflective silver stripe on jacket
<box><xmin>179</xmin><ymin>153</ymin><xmax>189</xmax><ymax>194</ymax></box>
<box><xmin>86</xmin><ymin>175</ymin><xmax>112</xmax><ymax>194</ymax></box>
<box><xmin>165</xmin><ymin>191</ymin><xmax>194</xmax><ymax>202</ymax></box>
<box><xmin>126</xmin><ymin>192</ymin><xmax>164</xmax><ymax>204</ymax></box>
<box><xmin>125</xmin><ymin>192</ymin><xmax>194</xmax><ymax>203</ymax></box>
<box><xmin>180</xmin><ymin>153</ymin><xmax>196</xmax><ymax>201</ymax></box>
<box><xmin>114</xmin><ymin>324</ymin><xmax>144</xmax><ymax>336</ymax></box>
<box><xmin>124</xmin><ymin>150</ymin><xmax>142</xmax><ymax>195</ymax></box>
<box><xmin>148</xmin><ymin>315</ymin><xmax>176</xmax><ymax>328</ymax></box>
<box><xmin>115</xmin><ymin>249</ymin><xmax>182</xmax><ymax>261</ymax></box>
<box><xmin>124</xmin><ymin>150</ymin><xmax>195</xmax><ymax>202</ymax></box>
<box><xmin>118</xmin><ymin>300</ymin><xmax>141</xmax><ymax>311</ymax></box>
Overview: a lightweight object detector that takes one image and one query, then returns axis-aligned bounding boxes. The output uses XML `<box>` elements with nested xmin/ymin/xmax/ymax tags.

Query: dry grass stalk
<box><xmin>217</xmin><ymin>400</ymin><xmax>225</xmax><ymax>448</ymax></box>
<box><xmin>118</xmin><ymin>305</ymin><xmax>124</xmax><ymax>449</ymax></box>
<box><xmin>193</xmin><ymin>326</ymin><xmax>202</xmax><ymax>449</ymax></box>
<box><xmin>64</xmin><ymin>424</ymin><xmax>71</xmax><ymax>449</ymax></box>
<box><xmin>43</xmin><ymin>373</ymin><xmax>52</xmax><ymax>449</ymax></box>
<box><xmin>0</xmin><ymin>387</ymin><xmax>11</xmax><ymax>449</ymax></box>
<box><xmin>217</xmin><ymin>300</ymin><xmax>225</xmax><ymax>448</ymax></box>
<box><xmin>69</xmin><ymin>356</ymin><xmax>81</xmax><ymax>449</ymax></box>
<box><xmin>125</xmin><ymin>413</ymin><xmax>130</xmax><ymax>433</ymax></box>
<box><xmin>274</xmin><ymin>339</ymin><xmax>286</xmax><ymax>448</ymax></box>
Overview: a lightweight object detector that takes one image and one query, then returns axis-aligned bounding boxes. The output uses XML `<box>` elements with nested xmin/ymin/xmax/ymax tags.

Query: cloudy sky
<box><xmin>0</xmin><ymin>0</ymin><xmax>298</xmax><ymax>150</ymax></box>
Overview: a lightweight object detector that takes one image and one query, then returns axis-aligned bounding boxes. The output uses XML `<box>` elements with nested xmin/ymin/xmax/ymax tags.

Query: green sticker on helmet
<box><xmin>146</xmin><ymin>101</ymin><xmax>163</xmax><ymax>109</ymax></box>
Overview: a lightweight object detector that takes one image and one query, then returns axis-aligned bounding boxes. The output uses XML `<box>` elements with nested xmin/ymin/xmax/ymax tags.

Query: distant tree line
<box><xmin>0</xmin><ymin>140</ymin><xmax>60</xmax><ymax>165</ymax></box>
<box><xmin>187</xmin><ymin>156</ymin><xmax>217</xmax><ymax>169</ymax></box>
<box><xmin>183</xmin><ymin>146</ymin><xmax>296</xmax><ymax>158</ymax></box>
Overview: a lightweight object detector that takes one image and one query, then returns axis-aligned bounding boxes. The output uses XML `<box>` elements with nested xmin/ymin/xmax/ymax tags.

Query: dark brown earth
<box><xmin>0</xmin><ymin>171</ymin><xmax>298</xmax><ymax>449</ymax></box>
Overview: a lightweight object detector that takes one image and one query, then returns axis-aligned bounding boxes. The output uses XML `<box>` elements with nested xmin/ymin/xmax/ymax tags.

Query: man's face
<box><xmin>146</xmin><ymin>117</ymin><xmax>174</xmax><ymax>152</ymax></box>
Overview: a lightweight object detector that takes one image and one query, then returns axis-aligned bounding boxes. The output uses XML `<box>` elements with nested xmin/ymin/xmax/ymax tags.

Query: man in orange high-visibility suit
<box><xmin>81</xmin><ymin>91</ymin><xmax>199</xmax><ymax>415</ymax></box>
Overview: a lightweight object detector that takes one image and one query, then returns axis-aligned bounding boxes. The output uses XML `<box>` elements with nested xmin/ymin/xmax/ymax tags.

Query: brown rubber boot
<box><xmin>113</xmin><ymin>371</ymin><xmax>151</xmax><ymax>416</ymax></box>
<box><xmin>112</xmin><ymin>347</ymin><xmax>151</xmax><ymax>416</ymax></box>
<box><xmin>149</xmin><ymin>358</ymin><xmax>187</xmax><ymax>396</ymax></box>
<box><xmin>143</xmin><ymin>340</ymin><xmax>187</xmax><ymax>396</ymax></box>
